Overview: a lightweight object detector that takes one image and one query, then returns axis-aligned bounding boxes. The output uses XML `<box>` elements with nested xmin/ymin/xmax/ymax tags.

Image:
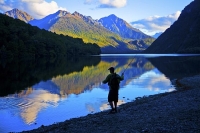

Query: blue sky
<box><xmin>0</xmin><ymin>0</ymin><xmax>193</xmax><ymax>35</ymax></box>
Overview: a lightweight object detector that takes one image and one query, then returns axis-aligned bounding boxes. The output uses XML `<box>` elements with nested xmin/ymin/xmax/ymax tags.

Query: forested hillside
<box><xmin>0</xmin><ymin>13</ymin><xmax>101</xmax><ymax>61</ymax></box>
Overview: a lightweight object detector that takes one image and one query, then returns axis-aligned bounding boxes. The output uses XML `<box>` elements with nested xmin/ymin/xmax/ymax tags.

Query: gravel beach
<box><xmin>21</xmin><ymin>75</ymin><xmax>200</xmax><ymax>133</ymax></box>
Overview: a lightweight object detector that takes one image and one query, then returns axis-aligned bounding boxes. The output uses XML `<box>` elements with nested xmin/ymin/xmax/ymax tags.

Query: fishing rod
<box><xmin>122</xmin><ymin>57</ymin><xmax>135</xmax><ymax>74</ymax></box>
<box><xmin>122</xmin><ymin>52</ymin><xmax>139</xmax><ymax>74</ymax></box>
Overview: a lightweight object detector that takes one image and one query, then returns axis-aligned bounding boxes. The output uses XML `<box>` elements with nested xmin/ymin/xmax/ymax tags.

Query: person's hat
<box><xmin>108</xmin><ymin>67</ymin><xmax>114</xmax><ymax>71</ymax></box>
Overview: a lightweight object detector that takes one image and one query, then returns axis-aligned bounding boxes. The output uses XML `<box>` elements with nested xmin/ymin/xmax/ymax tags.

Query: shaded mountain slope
<box><xmin>145</xmin><ymin>0</ymin><xmax>200</xmax><ymax>53</ymax></box>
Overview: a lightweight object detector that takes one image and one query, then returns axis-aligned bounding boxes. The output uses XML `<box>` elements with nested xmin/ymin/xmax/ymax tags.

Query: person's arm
<box><xmin>118</xmin><ymin>73</ymin><xmax>124</xmax><ymax>81</ymax></box>
<box><xmin>102</xmin><ymin>74</ymin><xmax>110</xmax><ymax>84</ymax></box>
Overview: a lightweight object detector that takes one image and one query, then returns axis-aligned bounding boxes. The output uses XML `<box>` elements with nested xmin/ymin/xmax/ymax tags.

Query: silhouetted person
<box><xmin>103</xmin><ymin>67</ymin><xmax>124</xmax><ymax>113</ymax></box>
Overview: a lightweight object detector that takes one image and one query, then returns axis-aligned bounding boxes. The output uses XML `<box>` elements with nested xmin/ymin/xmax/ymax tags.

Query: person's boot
<box><xmin>108</xmin><ymin>108</ymin><xmax>115</xmax><ymax>114</ymax></box>
<box><xmin>115</xmin><ymin>107</ymin><xmax>117</xmax><ymax>113</ymax></box>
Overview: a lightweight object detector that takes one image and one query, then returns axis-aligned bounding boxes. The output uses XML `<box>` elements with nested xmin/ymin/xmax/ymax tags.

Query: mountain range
<box><xmin>4</xmin><ymin>8</ymin><xmax>154</xmax><ymax>53</ymax></box>
<box><xmin>5</xmin><ymin>0</ymin><xmax>199</xmax><ymax>55</ymax></box>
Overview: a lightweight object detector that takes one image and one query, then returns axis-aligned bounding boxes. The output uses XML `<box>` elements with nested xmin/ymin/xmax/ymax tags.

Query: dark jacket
<box><xmin>102</xmin><ymin>73</ymin><xmax>124</xmax><ymax>90</ymax></box>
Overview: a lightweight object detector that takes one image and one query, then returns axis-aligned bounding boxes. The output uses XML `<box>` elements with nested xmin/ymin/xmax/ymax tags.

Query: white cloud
<box><xmin>99</xmin><ymin>0</ymin><xmax>127</xmax><ymax>8</ymax></box>
<box><xmin>84</xmin><ymin>0</ymin><xmax>95</xmax><ymax>4</ymax></box>
<box><xmin>0</xmin><ymin>0</ymin><xmax>67</xmax><ymax>19</ymax></box>
<box><xmin>85</xmin><ymin>0</ymin><xmax>127</xmax><ymax>8</ymax></box>
<box><xmin>0</xmin><ymin>0</ymin><xmax>12</xmax><ymax>11</ymax></box>
<box><xmin>21</xmin><ymin>0</ymin><xmax>44</xmax><ymax>2</ymax></box>
<box><xmin>131</xmin><ymin>11</ymin><xmax>181</xmax><ymax>35</ymax></box>
<box><xmin>0</xmin><ymin>0</ymin><xmax>4</xmax><ymax>4</ymax></box>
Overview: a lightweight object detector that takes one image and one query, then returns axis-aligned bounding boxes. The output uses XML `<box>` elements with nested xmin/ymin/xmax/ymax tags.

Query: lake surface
<box><xmin>0</xmin><ymin>54</ymin><xmax>200</xmax><ymax>133</ymax></box>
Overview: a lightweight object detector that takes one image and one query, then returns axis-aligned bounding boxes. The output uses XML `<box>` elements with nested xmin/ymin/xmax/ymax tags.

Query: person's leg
<box><xmin>108</xmin><ymin>101</ymin><xmax>115</xmax><ymax>114</ymax></box>
<box><xmin>114</xmin><ymin>101</ymin><xmax>117</xmax><ymax>112</ymax></box>
<box><xmin>109</xmin><ymin>101</ymin><xmax>114</xmax><ymax>110</ymax></box>
<box><xmin>113</xmin><ymin>90</ymin><xmax>118</xmax><ymax>112</ymax></box>
<box><xmin>108</xmin><ymin>91</ymin><xmax>115</xmax><ymax>113</ymax></box>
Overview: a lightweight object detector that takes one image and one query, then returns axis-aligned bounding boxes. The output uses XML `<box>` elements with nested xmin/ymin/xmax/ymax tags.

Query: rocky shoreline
<box><xmin>21</xmin><ymin>75</ymin><xmax>200</xmax><ymax>133</ymax></box>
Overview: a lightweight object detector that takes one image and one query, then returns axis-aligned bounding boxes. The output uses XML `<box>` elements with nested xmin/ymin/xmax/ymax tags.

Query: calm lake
<box><xmin>0</xmin><ymin>54</ymin><xmax>200</xmax><ymax>133</ymax></box>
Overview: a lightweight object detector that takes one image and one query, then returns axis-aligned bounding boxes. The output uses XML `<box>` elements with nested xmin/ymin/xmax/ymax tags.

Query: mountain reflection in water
<box><xmin>1</xmin><ymin>54</ymin><xmax>199</xmax><ymax>133</ymax></box>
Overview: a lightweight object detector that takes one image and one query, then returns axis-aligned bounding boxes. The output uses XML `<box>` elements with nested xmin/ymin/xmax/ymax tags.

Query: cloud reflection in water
<box><xmin>20</xmin><ymin>89</ymin><xmax>61</xmax><ymax>124</ymax></box>
<box><xmin>130</xmin><ymin>69</ymin><xmax>175</xmax><ymax>92</ymax></box>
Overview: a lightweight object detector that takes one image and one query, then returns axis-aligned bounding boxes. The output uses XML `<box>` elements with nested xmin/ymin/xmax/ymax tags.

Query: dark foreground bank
<box><xmin>21</xmin><ymin>75</ymin><xmax>200</xmax><ymax>133</ymax></box>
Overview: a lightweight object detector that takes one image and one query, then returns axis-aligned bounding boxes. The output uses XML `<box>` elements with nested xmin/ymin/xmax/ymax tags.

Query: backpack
<box><xmin>109</xmin><ymin>73</ymin><xmax>119</xmax><ymax>90</ymax></box>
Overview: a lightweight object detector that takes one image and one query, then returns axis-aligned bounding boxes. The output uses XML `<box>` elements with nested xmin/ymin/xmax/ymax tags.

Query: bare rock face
<box><xmin>5</xmin><ymin>8</ymin><xmax>34</xmax><ymax>23</ymax></box>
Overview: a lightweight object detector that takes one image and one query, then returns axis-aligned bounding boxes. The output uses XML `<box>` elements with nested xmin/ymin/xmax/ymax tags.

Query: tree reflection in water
<box><xmin>1</xmin><ymin>54</ymin><xmax>199</xmax><ymax>133</ymax></box>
